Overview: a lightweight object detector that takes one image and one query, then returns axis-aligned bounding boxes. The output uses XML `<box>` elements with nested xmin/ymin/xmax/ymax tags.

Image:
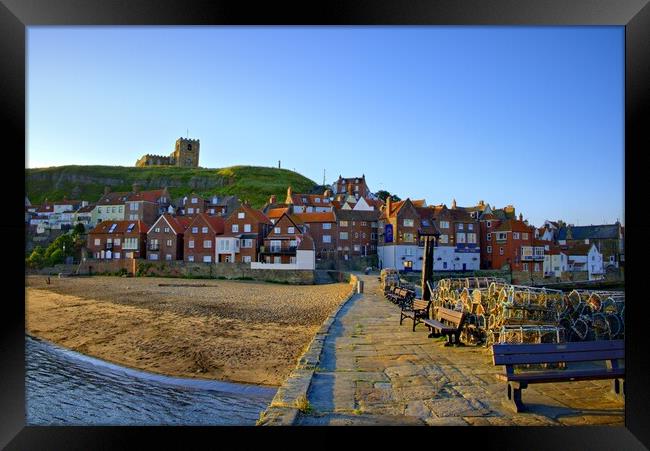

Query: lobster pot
<box><xmin>498</xmin><ymin>325</ymin><xmax>566</xmax><ymax>344</ymax></box>
<box><xmin>502</xmin><ymin>306</ymin><xmax>558</xmax><ymax>324</ymax></box>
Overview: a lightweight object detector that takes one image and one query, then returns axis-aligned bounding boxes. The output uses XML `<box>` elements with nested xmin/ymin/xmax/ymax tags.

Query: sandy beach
<box><xmin>25</xmin><ymin>275</ymin><xmax>353</xmax><ymax>386</ymax></box>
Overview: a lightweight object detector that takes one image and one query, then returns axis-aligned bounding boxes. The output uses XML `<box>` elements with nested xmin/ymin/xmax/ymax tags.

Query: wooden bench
<box><xmin>423</xmin><ymin>307</ymin><xmax>466</xmax><ymax>346</ymax></box>
<box><xmin>400</xmin><ymin>298</ymin><xmax>431</xmax><ymax>332</ymax></box>
<box><xmin>492</xmin><ymin>340</ymin><xmax>625</xmax><ymax>412</ymax></box>
<box><xmin>387</xmin><ymin>287</ymin><xmax>414</xmax><ymax>307</ymax></box>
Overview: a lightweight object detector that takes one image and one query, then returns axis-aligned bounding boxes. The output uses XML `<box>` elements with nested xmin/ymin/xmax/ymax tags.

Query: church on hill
<box><xmin>135</xmin><ymin>137</ymin><xmax>200</xmax><ymax>168</ymax></box>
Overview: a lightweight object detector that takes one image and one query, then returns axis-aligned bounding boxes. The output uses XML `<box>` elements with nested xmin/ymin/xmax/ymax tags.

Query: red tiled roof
<box><xmin>493</xmin><ymin>219</ymin><xmax>533</xmax><ymax>233</ymax></box>
<box><xmin>154</xmin><ymin>214</ymin><xmax>193</xmax><ymax>235</ymax></box>
<box><xmin>267</xmin><ymin>207</ymin><xmax>289</xmax><ymax>219</ymax></box>
<box><xmin>293</xmin><ymin>212</ymin><xmax>336</xmax><ymax>223</ymax></box>
<box><xmin>97</xmin><ymin>192</ymin><xmax>129</xmax><ymax>205</ymax></box>
<box><xmin>90</xmin><ymin>220</ymin><xmax>149</xmax><ymax>234</ymax></box>
<box><xmin>564</xmin><ymin>242</ymin><xmax>594</xmax><ymax>256</ymax></box>
<box><xmin>240</xmin><ymin>204</ymin><xmax>272</xmax><ymax>224</ymax></box>
<box><xmin>126</xmin><ymin>189</ymin><xmax>167</xmax><ymax>203</ymax></box>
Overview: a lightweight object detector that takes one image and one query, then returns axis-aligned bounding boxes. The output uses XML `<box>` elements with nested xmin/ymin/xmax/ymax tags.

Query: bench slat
<box><xmin>422</xmin><ymin>319</ymin><xmax>455</xmax><ymax>332</ymax></box>
<box><xmin>496</xmin><ymin>367</ymin><xmax>625</xmax><ymax>383</ymax></box>
<box><xmin>494</xmin><ymin>349</ymin><xmax>625</xmax><ymax>365</ymax></box>
<box><xmin>493</xmin><ymin>340</ymin><xmax>624</xmax><ymax>356</ymax></box>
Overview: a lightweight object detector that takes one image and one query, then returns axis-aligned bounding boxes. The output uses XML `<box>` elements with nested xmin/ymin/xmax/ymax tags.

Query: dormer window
<box><xmin>315</xmin><ymin>198</ymin><xmax>320</xmax><ymax>203</ymax></box>
<box><xmin>192</xmin><ymin>197</ymin><xmax>198</xmax><ymax>204</ymax></box>
<box><xmin>238</xmin><ymin>212</ymin><xmax>245</xmax><ymax>219</ymax></box>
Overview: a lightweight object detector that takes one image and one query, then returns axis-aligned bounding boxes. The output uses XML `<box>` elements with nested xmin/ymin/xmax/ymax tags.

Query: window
<box><xmin>130</xmin><ymin>203</ymin><xmax>137</xmax><ymax>211</ymax></box>
<box><xmin>354</xmin><ymin>232</ymin><xmax>359</xmax><ymax>238</ymax></box>
<box><xmin>243</xmin><ymin>256</ymin><xmax>252</xmax><ymax>263</ymax></box>
<box><xmin>340</xmin><ymin>232</ymin><xmax>348</xmax><ymax>240</ymax></box>
<box><xmin>403</xmin><ymin>219</ymin><xmax>414</xmax><ymax>227</ymax></box>
<box><xmin>129</xmin><ymin>214</ymin><xmax>138</xmax><ymax>221</ymax></box>
<box><xmin>439</xmin><ymin>234</ymin><xmax>449</xmax><ymax>244</ymax></box>
<box><xmin>98</xmin><ymin>207</ymin><xmax>103</xmax><ymax>214</ymax></box>
<box><xmin>123</xmin><ymin>238</ymin><xmax>138</xmax><ymax>250</ymax></box>
<box><xmin>458</xmin><ymin>223</ymin><xmax>464</xmax><ymax>230</ymax></box>
<box><xmin>94</xmin><ymin>238</ymin><xmax>101</xmax><ymax>246</ymax></box>
<box><xmin>339</xmin><ymin>221</ymin><xmax>348</xmax><ymax>227</ymax></box>
<box><xmin>114</xmin><ymin>252</ymin><xmax>120</xmax><ymax>259</ymax></box>
<box><xmin>499</xmin><ymin>247</ymin><xmax>504</xmax><ymax>255</ymax></box>
<box><xmin>323</xmin><ymin>235</ymin><xmax>331</xmax><ymax>243</ymax></box>
<box><xmin>468</xmin><ymin>224</ymin><xmax>474</xmax><ymax>231</ymax></box>
<box><xmin>238</xmin><ymin>212</ymin><xmax>245</xmax><ymax>219</ymax></box>
<box><xmin>192</xmin><ymin>227</ymin><xmax>198</xmax><ymax>233</ymax></box>
<box><xmin>487</xmin><ymin>245</ymin><xmax>492</xmax><ymax>254</ymax></box>
<box><xmin>289</xmin><ymin>240</ymin><xmax>297</xmax><ymax>248</ymax></box>
<box><xmin>487</xmin><ymin>233</ymin><xmax>492</xmax><ymax>241</ymax></box>
<box><xmin>522</xmin><ymin>233</ymin><xmax>529</xmax><ymax>240</ymax></box>
<box><xmin>155</xmin><ymin>227</ymin><xmax>160</xmax><ymax>233</ymax></box>
<box><xmin>439</xmin><ymin>221</ymin><xmax>449</xmax><ymax>229</ymax></box>
<box><xmin>202</xmin><ymin>227</ymin><xmax>208</xmax><ymax>233</ymax></box>
<box><xmin>421</xmin><ymin>220</ymin><xmax>430</xmax><ymax>227</ymax></box>
<box><xmin>288</xmin><ymin>227</ymin><xmax>295</xmax><ymax>234</ymax></box>
<box><xmin>467</xmin><ymin>233</ymin><xmax>477</xmax><ymax>244</ymax></box>
<box><xmin>323</xmin><ymin>223</ymin><xmax>332</xmax><ymax>230</ymax></box>
<box><xmin>496</xmin><ymin>232</ymin><xmax>507</xmax><ymax>241</ymax></box>
<box><xmin>362</xmin><ymin>233</ymin><xmax>366</xmax><ymax>239</ymax></box>
<box><xmin>204</xmin><ymin>240</ymin><xmax>212</xmax><ymax>248</ymax></box>
<box><xmin>274</xmin><ymin>256</ymin><xmax>281</xmax><ymax>263</ymax></box>
<box><xmin>114</xmin><ymin>238</ymin><xmax>121</xmax><ymax>246</ymax></box>
<box><xmin>486</xmin><ymin>221</ymin><xmax>491</xmax><ymax>228</ymax></box>
<box><xmin>443</xmin><ymin>262</ymin><xmax>448</xmax><ymax>269</ymax></box>
<box><xmin>274</xmin><ymin>227</ymin><xmax>281</xmax><ymax>234</ymax></box>
<box><xmin>166</xmin><ymin>254</ymin><xmax>172</xmax><ymax>261</ymax></box>
<box><xmin>232</xmin><ymin>224</ymin><xmax>239</xmax><ymax>233</ymax></box>
<box><xmin>164</xmin><ymin>227</ymin><xmax>170</xmax><ymax>233</ymax></box>
<box><xmin>242</xmin><ymin>239</ymin><xmax>253</xmax><ymax>248</ymax></box>
<box><xmin>166</xmin><ymin>239</ymin><xmax>172</xmax><ymax>246</ymax></box>
<box><xmin>191</xmin><ymin>197</ymin><xmax>198</xmax><ymax>204</ymax></box>
<box><xmin>523</xmin><ymin>263</ymin><xmax>529</xmax><ymax>271</ymax></box>
<box><xmin>149</xmin><ymin>254</ymin><xmax>158</xmax><ymax>260</ymax></box>
<box><xmin>457</xmin><ymin>233</ymin><xmax>466</xmax><ymax>243</ymax></box>
<box><xmin>244</xmin><ymin>224</ymin><xmax>251</xmax><ymax>233</ymax></box>
<box><xmin>189</xmin><ymin>240</ymin><xmax>194</xmax><ymax>248</ymax></box>
<box><xmin>289</xmin><ymin>256</ymin><xmax>297</xmax><ymax>264</ymax></box>
<box><xmin>403</xmin><ymin>233</ymin><xmax>414</xmax><ymax>242</ymax></box>
<box><xmin>513</xmin><ymin>232</ymin><xmax>520</xmax><ymax>240</ymax></box>
<box><xmin>354</xmin><ymin>245</ymin><xmax>361</xmax><ymax>252</ymax></box>
<box><xmin>188</xmin><ymin>255</ymin><xmax>194</xmax><ymax>262</ymax></box>
<box><xmin>203</xmin><ymin>255</ymin><xmax>212</xmax><ymax>263</ymax></box>
<box><xmin>315</xmin><ymin>198</ymin><xmax>320</xmax><ymax>203</ymax></box>
<box><xmin>534</xmin><ymin>263</ymin><xmax>540</xmax><ymax>272</ymax></box>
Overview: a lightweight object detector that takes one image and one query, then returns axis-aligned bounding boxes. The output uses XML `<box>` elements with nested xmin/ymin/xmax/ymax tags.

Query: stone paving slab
<box><xmin>297</xmin><ymin>274</ymin><xmax>624</xmax><ymax>426</ymax></box>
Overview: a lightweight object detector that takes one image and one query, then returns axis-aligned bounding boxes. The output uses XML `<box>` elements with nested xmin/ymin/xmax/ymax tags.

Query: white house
<box><xmin>566</xmin><ymin>243</ymin><xmax>604</xmax><ymax>280</ymax></box>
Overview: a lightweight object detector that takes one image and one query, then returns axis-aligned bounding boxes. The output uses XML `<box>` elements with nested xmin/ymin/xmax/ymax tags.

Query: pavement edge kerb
<box><xmin>257</xmin><ymin>274</ymin><xmax>359</xmax><ymax>426</ymax></box>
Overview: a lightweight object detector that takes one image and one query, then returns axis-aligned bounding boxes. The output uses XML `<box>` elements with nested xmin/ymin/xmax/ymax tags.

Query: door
<box><xmin>462</xmin><ymin>263</ymin><xmax>467</xmax><ymax>271</ymax></box>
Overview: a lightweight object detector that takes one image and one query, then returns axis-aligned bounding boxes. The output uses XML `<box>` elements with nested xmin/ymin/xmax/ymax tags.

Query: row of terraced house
<box><xmin>26</xmin><ymin>174</ymin><xmax>624</xmax><ymax>279</ymax></box>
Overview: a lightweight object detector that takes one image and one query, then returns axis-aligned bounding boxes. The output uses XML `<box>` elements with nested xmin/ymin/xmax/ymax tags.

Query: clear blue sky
<box><xmin>27</xmin><ymin>26</ymin><xmax>624</xmax><ymax>227</ymax></box>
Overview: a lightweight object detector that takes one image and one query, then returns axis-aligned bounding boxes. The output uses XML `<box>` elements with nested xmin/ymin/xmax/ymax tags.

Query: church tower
<box><xmin>171</xmin><ymin>137</ymin><xmax>200</xmax><ymax>167</ymax></box>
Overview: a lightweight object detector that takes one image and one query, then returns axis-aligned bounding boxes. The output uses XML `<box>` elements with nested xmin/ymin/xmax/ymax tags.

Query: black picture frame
<box><xmin>4</xmin><ymin>0</ymin><xmax>649</xmax><ymax>448</ymax></box>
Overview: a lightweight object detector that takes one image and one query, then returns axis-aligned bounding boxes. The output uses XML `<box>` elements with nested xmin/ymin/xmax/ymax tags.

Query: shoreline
<box><xmin>26</xmin><ymin>333</ymin><xmax>278</xmax><ymax>394</ymax></box>
<box><xmin>26</xmin><ymin>275</ymin><xmax>354</xmax><ymax>386</ymax></box>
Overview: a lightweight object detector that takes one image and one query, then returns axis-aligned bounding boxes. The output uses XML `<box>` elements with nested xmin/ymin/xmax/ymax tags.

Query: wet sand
<box><xmin>26</xmin><ymin>275</ymin><xmax>353</xmax><ymax>387</ymax></box>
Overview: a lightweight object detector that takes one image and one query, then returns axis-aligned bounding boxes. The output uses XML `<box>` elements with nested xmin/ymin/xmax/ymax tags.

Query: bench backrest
<box><xmin>412</xmin><ymin>299</ymin><xmax>430</xmax><ymax>311</ymax></box>
<box><xmin>435</xmin><ymin>307</ymin><xmax>465</xmax><ymax>327</ymax></box>
<box><xmin>492</xmin><ymin>340</ymin><xmax>624</xmax><ymax>366</ymax></box>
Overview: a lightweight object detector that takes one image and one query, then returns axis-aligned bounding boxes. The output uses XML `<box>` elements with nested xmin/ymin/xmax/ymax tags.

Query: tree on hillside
<box><xmin>375</xmin><ymin>190</ymin><xmax>401</xmax><ymax>202</ymax></box>
<box><xmin>73</xmin><ymin>223</ymin><xmax>85</xmax><ymax>235</ymax></box>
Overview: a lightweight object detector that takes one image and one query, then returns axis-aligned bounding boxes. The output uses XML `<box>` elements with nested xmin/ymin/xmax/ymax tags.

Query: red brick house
<box><xmin>260</xmin><ymin>213</ymin><xmax>310</xmax><ymax>264</ymax></box>
<box><xmin>146</xmin><ymin>214</ymin><xmax>193</xmax><ymax>261</ymax></box>
<box><xmin>483</xmin><ymin>216</ymin><xmax>544</xmax><ymax>273</ymax></box>
<box><xmin>124</xmin><ymin>185</ymin><xmax>171</xmax><ymax>225</ymax></box>
<box><xmin>333</xmin><ymin>209</ymin><xmax>380</xmax><ymax>259</ymax></box>
<box><xmin>285</xmin><ymin>187</ymin><xmax>333</xmax><ymax>213</ymax></box>
<box><xmin>293</xmin><ymin>211</ymin><xmax>338</xmax><ymax>259</ymax></box>
<box><xmin>183</xmin><ymin>213</ymin><xmax>225</xmax><ymax>263</ymax></box>
<box><xmin>216</xmin><ymin>203</ymin><xmax>272</xmax><ymax>263</ymax></box>
<box><xmin>87</xmin><ymin>220</ymin><xmax>149</xmax><ymax>260</ymax></box>
<box><xmin>377</xmin><ymin>198</ymin><xmax>427</xmax><ymax>271</ymax></box>
<box><xmin>333</xmin><ymin>175</ymin><xmax>372</xmax><ymax>199</ymax></box>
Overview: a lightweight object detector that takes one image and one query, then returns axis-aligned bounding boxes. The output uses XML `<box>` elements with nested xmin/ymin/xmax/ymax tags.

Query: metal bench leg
<box><xmin>611</xmin><ymin>378</ymin><xmax>625</xmax><ymax>400</ymax></box>
<box><xmin>444</xmin><ymin>333</ymin><xmax>453</xmax><ymax>346</ymax></box>
<box><xmin>504</xmin><ymin>382</ymin><xmax>527</xmax><ymax>412</ymax></box>
<box><xmin>412</xmin><ymin>316</ymin><xmax>417</xmax><ymax>332</ymax></box>
<box><xmin>400</xmin><ymin>312</ymin><xmax>404</xmax><ymax>325</ymax></box>
<box><xmin>453</xmin><ymin>331</ymin><xmax>465</xmax><ymax>347</ymax></box>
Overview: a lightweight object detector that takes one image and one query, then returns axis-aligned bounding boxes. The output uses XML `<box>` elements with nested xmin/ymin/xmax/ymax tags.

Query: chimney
<box><xmin>452</xmin><ymin>198</ymin><xmax>457</xmax><ymax>209</ymax></box>
<box><xmin>386</xmin><ymin>196</ymin><xmax>392</xmax><ymax>215</ymax></box>
<box><xmin>519</xmin><ymin>213</ymin><xmax>523</xmax><ymax>221</ymax></box>
<box><xmin>479</xmin><ymin>200</ymin><xmax>484</xmax><ymax>206</ymax></box>
<box><xmin>132</xmin><ymin>183</ymin><xmax>140</xmax><ymax>193</ymax></box>
<box><xmin>287</xmin><ymin>186</ymin><xmax>292</xmax><ymax>198</ymax></box>
<box><xmin>347</xmin><ymin>183</ymin><xmax>354</xmax><ymax>195</ymax></box>
<box><xmin>324</xmin><ymin>188</ymin><xmax>332</xmax><ymax>197</ymax></box>
<box><xmin>104</xmin><ymin>186</ymin><xmax>111</xmax><ymax>195</ymax></box>
<box><xmin>269</xmin><ymin>194</ymin><xmax>277</xmax><ymax>204</ymax></box>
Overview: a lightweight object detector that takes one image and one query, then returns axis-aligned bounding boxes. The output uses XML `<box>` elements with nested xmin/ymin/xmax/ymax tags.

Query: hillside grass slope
<box><xmin>26</xmin><ymin>165</ymin><xmax>318</xmax><ymax>208</ymax></box>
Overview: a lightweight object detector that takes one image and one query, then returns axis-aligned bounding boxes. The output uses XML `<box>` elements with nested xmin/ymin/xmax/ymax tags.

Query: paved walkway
<box><xmin>296</xmin><ymin>274</ymin><xmax>624</xmax><ymax>426</ymax></box>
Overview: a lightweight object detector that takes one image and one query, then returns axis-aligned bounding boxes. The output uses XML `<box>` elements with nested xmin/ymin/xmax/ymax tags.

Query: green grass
<box><xmin>26</xmin><ymin>164</ymin><xmax>318</xmax><ymax>208</ymax></box>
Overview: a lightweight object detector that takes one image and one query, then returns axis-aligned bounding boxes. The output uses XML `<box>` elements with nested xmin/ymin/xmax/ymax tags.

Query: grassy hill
<box><xmin>25</xmin><ymin>165</ymin><xmax>318</xmax><ymax>209</ymax></box>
